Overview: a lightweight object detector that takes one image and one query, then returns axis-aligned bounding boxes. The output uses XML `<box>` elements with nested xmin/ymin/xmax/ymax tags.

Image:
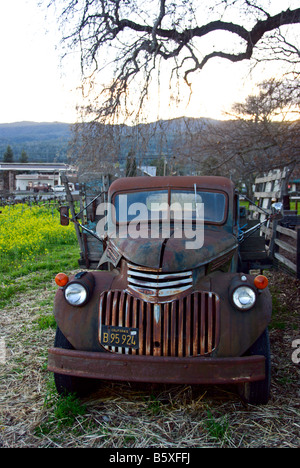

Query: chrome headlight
<box><xmin>232</xmin><ymin>286</ymin><xmax>256</xmax><ymax>310</ymax></box>
<box><xmin>64</xmin><ymin>282</ymin><xmax>88</xmax><ymax>306</ymax></box>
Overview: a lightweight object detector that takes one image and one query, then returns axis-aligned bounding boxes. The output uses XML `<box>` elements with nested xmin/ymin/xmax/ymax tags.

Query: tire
<box><xmin>238</xmin><ymin>328</ymin><xmax>271</xmax><ymax>405</ymax></box>
<box><xmin>53</xmin><ymin>327</ymin><xmax>100</xmax><ymax>397</ymax></box>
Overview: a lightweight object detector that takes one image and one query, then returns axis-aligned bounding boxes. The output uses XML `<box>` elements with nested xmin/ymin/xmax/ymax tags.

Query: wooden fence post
<box><xmin>61</xmin><ymin>172</ymin><xmax>84</xmax><ymax>255</ymax></box>
<box><xmin>268</xmin><ymin>219</ymin><xmax>278</xmax><ymax>259</ymax></box>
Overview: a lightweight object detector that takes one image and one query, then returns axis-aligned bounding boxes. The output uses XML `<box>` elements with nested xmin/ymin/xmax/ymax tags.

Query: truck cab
<box><xmin>48</xmin><ymin>176</ymin><xmax>272</xmax><ymax>404</ymax></box>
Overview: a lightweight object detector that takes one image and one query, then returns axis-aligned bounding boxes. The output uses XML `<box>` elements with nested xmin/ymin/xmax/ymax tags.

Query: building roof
<box><xmin>0</xmin><ymin>163</ymin><xmax>75</xmax><ymax>172</ymax></box>
<box><xmin>15</xmin><ymin>174</ymin><xmax>54</xmax><ymax>180</ymax></box>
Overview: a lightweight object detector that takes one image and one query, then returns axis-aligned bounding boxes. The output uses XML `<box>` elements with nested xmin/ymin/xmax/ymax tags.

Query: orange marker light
<box><xmin>254</xmin><ymin>275</ymin><xmax>268</xmax><ymax>290</ymax></box>
<box><xmin>55</xmin><ymin>273</ymin><xmax>69</xmax><ymax>287</ymax></box>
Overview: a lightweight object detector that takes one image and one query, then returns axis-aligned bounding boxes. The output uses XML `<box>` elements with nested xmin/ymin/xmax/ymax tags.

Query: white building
<box><xmin>0</xmin><ymin>163</ymin><xmax>77</xmax><ymax>192</ymax></box>
<box><xmin>15</xmin><ymin>173</ymin><xmax>59</xmax><ymax>191</ymax></box>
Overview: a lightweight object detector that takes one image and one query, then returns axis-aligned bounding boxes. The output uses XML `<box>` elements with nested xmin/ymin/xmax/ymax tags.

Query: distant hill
<box><xmin>0</xmin><ymin>121</ymin><xmax>72</xmax><ymax>163</ymax></box>
<box><xmin>0</xmin><ymin>117</ymin><xmax>222</xmax><ymax>165</ymax></box>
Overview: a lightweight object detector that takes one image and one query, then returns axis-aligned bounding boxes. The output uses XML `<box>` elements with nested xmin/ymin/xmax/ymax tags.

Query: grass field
<box><xmin>0</xmin><ymin>203</ymin><xmax>76</xmax><ymax>270</ymax></box>
<box><xmin>0</xmin><ymin>203</ymin><xmax>78</xmax><ymax>308</ymax></box>
<box><xmin>0</xmin><ymin>203</ymin><xmax>299</xmax><ymax>448</ymax></box>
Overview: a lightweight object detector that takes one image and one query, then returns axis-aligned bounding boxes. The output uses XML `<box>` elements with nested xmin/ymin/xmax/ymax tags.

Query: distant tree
<box><xmin>3</xmin><ymin>145</ymin><xmax>14</xmax><ymax>163</ymax></box>
<box><xmin>126</xmin><ymin>151</ymin><xmax>137</xmax><ymax>177</ymax></box>
<box><xmin>151</xmin><ymin>157</ymin><xmax>165</xmax><ymax>176</ymax></box>
<box><xmin>69</xmin><ymin>121</ymin><xmax>122</xmax><ymax>176</ymax></box>
<box><xmin>230</xmin><ymin>77</ymin><xmax>300</xmax><ymax>172</ymax></box>
<box><xmin>19</xmin><ymin>150</ymin><xmax>28</xmax><ymax>163</ymax></box>
<box><xmin>193</xmin><ymin>77</ymin><xmax>300</xmax><ymax>196</ymax></box>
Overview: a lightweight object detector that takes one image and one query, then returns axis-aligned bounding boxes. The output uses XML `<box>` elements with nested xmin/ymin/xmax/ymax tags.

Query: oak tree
<box><xmin>48</xmin><ymin>0</ymin><xmax>300</xmax><ymax>121</ymax></box>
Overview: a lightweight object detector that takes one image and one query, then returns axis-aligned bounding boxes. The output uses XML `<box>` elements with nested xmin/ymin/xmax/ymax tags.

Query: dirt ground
<box><xmin>0</xmin><ymin>270</ymin><xmax>299</xmax><ymax>448</ymax></box>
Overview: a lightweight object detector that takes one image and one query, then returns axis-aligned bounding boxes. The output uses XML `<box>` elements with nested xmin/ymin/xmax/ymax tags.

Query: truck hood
<box><xmin>104</xmin><ymin>227</ymin><xmax>238</xmax><ymax>272</ymax></box>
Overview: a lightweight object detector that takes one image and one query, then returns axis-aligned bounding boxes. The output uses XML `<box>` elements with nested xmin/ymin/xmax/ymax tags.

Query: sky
<box><xmin>0</xmin><ymin>0</ymin><xmax>81</xmax><ymax>124</ymax></box>
<box><xmin>0</xmin><ymin>0</ymin><xmax>299</xmax><ymax>124</ymax></box>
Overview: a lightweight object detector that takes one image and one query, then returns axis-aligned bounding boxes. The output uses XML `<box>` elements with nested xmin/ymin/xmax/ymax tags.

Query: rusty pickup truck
<box><xmin>48</xmin><ymin>176</ymin><xmax>275</xmax><ymax>404</ymax></box>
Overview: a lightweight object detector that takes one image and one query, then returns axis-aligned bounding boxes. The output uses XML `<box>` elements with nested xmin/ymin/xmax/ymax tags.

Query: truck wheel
<box><xmin>238</xmin><ymin>328</ymin><xmax>271</xmax><ymax>405</ymax></box>
<box><xmin>53</xmin><ymin>327</ymin><xmax>100</xmax><ymax>397</ymax></box>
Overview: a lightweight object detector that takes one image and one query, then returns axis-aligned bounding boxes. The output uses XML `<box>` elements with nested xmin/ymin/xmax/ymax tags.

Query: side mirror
<box><xmin>59</xmin><ymin>206</ymin><xmax>70</xmax><ymax>225</ymax></box>
<box><xmin>271</xmin><ymin>202</ymin><xmax>284</xmax><ymax>220</ymax></box>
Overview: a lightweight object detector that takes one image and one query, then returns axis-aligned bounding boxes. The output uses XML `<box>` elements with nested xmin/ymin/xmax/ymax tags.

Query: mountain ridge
<box><xmin>0</xmin><ymin>117</ymin><xmax>224</xmax><ymax>163</ymax></box>
<box><xmin>0</xmin><ymin>121</ymin><xmax>72</xmax><ymax>163</ymax></box>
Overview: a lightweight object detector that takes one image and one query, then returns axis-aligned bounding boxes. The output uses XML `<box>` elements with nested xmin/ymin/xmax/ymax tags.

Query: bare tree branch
<box><xmin>48</xmin><ymin>1</ymin><xmax>300</xmax><ymax>121</ymax></box>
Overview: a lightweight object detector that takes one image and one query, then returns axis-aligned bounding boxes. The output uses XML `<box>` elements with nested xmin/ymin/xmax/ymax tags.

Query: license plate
<box><xmin>101</xmin><ymin>325</ymin><xmax>139</xmax><ymax>349</ymax></box>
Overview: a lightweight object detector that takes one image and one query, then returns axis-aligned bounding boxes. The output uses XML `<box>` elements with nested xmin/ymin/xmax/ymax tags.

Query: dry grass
<box><xmin>0</xmin><ymin>270</ymin><xmax>299</xmax><ymax>448</ymax></box>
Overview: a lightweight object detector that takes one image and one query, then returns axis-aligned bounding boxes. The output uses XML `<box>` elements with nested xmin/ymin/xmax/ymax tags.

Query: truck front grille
<box><xmin>127</xmin><ymin>263</ymin><xmax>193</xmax><ymax>299</ymax></box>
<box><xmin>99</xmin><ymin>290</ymin><xmax>220</xmax><ymax>357</ymax></box>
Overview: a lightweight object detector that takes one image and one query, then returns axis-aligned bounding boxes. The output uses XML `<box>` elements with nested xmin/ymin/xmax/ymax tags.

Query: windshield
<box><xmin>114</xmin><ymin>189</ymin><xmax>226</xmax><ymax>224</ymax></box>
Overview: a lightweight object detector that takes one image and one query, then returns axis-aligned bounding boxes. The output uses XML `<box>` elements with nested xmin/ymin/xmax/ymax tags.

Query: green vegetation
<box><xmin>0</xmin><ymin>203</ymin><xmax>79</xmax><ymax>308</ymax></box>
<box><xmin>40</xmin><ymin>382</ymin><xmax>87</xmax><ymax>433</ymax></box>
<box><xmin>3</xmin><ymin>145</ymin><xmax>14</xmax><ymax>162</ymax></box>
<box><xmin>1</xmin><ymin>200</ymin><xmax>298</xmax><ymax>447</ymax></box>
<box><xmin>204</xmin><ymin>410</ymin><xmax>230</xmax><ymax>441</ymax></box>
<box><xmin>1</xmin><ymin>203</ymin><xmax>86</xmax><ymax>441</ymax></box>
<box><xmin>290</xmin><ymin>201</ymin><xmax>300</xmax><ymax>215</ymax></box>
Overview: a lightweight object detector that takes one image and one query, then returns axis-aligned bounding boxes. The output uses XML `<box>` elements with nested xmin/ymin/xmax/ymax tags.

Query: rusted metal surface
<box><xmin>48</xmin><ymin>347</ymin><xmax>266</xmax><ymax>385</ymax></box>
<box><xmin>209</xmin><ymin>272</ymin><xmax>272</xmax><ymax>357</ymax></box>
<box><xmin>54</xmin><ymin>271</ymin><xmax>118</xmax><ymax>351</ymax></box>
<box><xmin>50</xmin><ymin>175</ymin><xmax>273</xmax><ymax>390</ymax></box>
<box><xmin>161</xmin><ymin>230</ymin><xmax>237</xmax><ymax>272</ymax></box>
<box><xmin>110</xmin><ymin>228</ymin><xmax>238</xmax><ymax>272</ymax></box>
<box><xmin>98</xmin><ymin>242</ymin><xmax>122</xmax><ymax>268</ymax></box>
<box><xmin>108</xmin><ymin>176</ymin><xmax>235</xmax><ymax>200</ymax></box>
<box><xmin>97</xmin><ymin>175</ymin><xmax>238</xmax><ymax>271</ymax></box>
<box><xmin>99</xmin><ymin>290</ymin><xmax>220</xmax><ymax>357</ymax></box>
<box><xmin>127</xmin><ymin>263</ymin><xmax>194</xmax><ymax>300</ymax></box>
<box><xmin>53</xmin><ymin>268</ymin><xmax>271</xmax><ymax>360</ymax></box>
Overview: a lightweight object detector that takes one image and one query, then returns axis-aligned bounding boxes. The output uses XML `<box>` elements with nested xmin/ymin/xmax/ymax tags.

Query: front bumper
<box><xmin>48</xmin><ymin>348</ymin><xmax>265</xmax><ymax>385</ymax></box>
